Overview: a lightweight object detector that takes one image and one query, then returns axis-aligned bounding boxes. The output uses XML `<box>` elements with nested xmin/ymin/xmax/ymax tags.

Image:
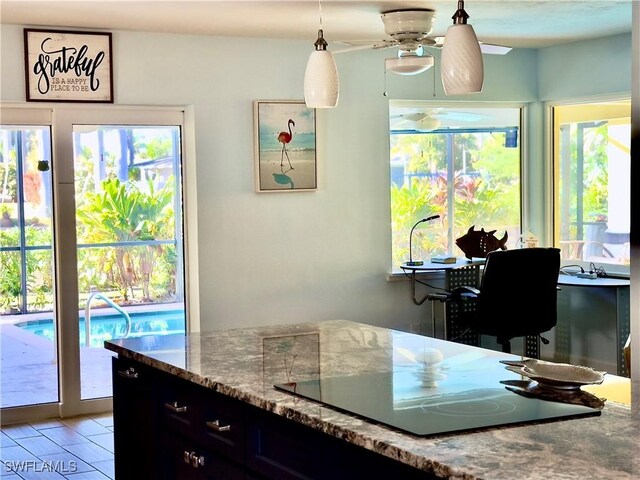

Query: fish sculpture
<box><xmin>455</xmin><ymin>226</ymin><xmax>508</xmax><ymax>259</ymax></box>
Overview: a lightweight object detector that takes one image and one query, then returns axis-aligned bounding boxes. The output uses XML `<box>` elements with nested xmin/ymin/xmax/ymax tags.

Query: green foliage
<box><xmin>0</xmin><ymin>145</ymin><xmax>18</xmax><ymax>204</ymax></box>
<box><xmin>0</xmin><ymin>226</ymin><xmax>53</xmax><ymax>312</ymax></box>
<box><xmin>137</xmin><ymin>136</ymin><xmax>172</xmax><ymax>160</ymax></box>
<box><xmin>560</xmin><ymin>124</ymin><xmax>609</xmax><ymax>229</ymax></box>
<box><xmin>76</xmin><ymin>177</ymin><xmax>176</xmax><ymax>303</ymax></box>
<box><xmin>581</xmin><ymin>125</ymin><xmax>609</xmax><ymax>221</ymax></box>
<box><xmin>1</xmin><ymin>127</ymin><xmax>182</xmax><ymax>315</ymax></box>
<box><xmin>390</xmin><ymin>131</ymin><xmax>521</xmax><ymax>266</ymax></box>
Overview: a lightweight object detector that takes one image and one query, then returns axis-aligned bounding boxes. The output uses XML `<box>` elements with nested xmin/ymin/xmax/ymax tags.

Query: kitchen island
<box><xmin>105</xmin><ymin>320</ymin><xmax>639</xmax><ymax>480</ymax></box>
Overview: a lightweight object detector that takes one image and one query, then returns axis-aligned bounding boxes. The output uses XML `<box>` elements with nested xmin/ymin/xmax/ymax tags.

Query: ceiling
<box><xmin>0</xmin><ymin>1</ymin><xmax>633</xmax><ymax>50</ymax></box>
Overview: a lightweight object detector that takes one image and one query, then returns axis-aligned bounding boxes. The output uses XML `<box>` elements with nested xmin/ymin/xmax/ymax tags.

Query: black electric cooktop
<box><xmin>274</xmin><ymin>356</ymin><xmax>601</xmax><ymax>437</ymax></box>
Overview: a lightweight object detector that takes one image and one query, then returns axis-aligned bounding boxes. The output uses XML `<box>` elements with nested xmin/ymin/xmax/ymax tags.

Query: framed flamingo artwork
<box><xmin>253</xmin><ymin>100</ymin><xmax>317</xmax><ymax>192</ymax></box>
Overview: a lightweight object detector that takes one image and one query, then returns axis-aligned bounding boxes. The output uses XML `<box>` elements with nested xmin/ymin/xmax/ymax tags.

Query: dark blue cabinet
<box><xmin>112</xmin><ymin>357</ymin><xmax>436</xmax><ymax>480</ymax></box>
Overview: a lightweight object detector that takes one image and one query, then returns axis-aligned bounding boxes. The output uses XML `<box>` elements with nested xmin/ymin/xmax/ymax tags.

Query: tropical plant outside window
<box><xmin>0</xmin><ymin>127</ymin><xmax>53</xmax><ymax>313</ymax></box>
<box><xmin>0</xmin><ymin>125</ymin><xmax>183</xmax><ymax>315</ymax></box>
<box><xmin>389</xmin><ymin>103</ymin><xmax>522</xmax><ymax>270</ymax></box>
<box><xmin>74</xmin><ymin>126</ymin><xmax>183</xmax><ymax>313</ymax></box>
<box><xmin>553</xmin><ymin>100</ymin><xmax>631</xmax><ymax>271</ymax></box>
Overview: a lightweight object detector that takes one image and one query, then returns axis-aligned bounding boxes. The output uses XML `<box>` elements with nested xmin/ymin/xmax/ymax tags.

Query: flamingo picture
<box><xmin>277</xmin><ymin>119</ymin><xmax>295</xmax><ymax>170</ymax></box>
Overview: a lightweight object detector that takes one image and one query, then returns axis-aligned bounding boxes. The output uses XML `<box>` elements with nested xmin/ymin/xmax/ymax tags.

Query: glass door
<box><xmin>0</xmin><ymin>106</ymin><xmax>191</xmax><ymax>421</ymax></box>
<box><xmin>0</xmin><ymin>122</ymin><xmax>57</xmax><ymax>410</ymax></box>
<box><xmin>53</xmin><ymin>108</ymin><xmax>188</xmax><ymax>415</ymax></box>
<box><xmin>72</xmin><ymin>123</ymin><xmax>186</xmax><ymax>401</ymax></box>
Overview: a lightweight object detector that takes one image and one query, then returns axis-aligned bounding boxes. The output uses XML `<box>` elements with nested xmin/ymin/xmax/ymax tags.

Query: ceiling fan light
<box><xmin>385</xmin><ymin>54</ymin><xmax>434</xmax><ymax>75</ymax></box>
<box><xmin>416</xmin><ymin>116</ymin><xmax>441</xmax><ymax>131</ymax></box>
<box><xmin>441</xmin><ymin>23</ymin><xmax>484</xmax><ymax>95</ymax></box>
<box><xmin>304</xmin><ymin>29</ymin><xmax>340</xmax><ymax>108</ymax></box>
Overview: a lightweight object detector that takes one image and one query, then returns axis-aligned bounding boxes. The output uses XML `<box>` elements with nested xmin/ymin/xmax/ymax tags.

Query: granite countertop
<box><xmin>105</xmin><ymin>320</ymin><xmax>640</xmax><ymax>480</ymax></box>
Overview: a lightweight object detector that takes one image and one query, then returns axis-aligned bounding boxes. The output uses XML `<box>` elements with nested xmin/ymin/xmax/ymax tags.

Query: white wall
<box><xmin>538</xmin><ymin>33</ymin><xmax>632</xmax><ymax>101</ymax></box>
<box><xmin>0</xmin><ymin>24</ymin><xmax>628</xmax><ymax>335</ymax></box>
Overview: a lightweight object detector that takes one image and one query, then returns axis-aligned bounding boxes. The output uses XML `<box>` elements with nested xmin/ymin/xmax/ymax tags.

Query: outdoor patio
<box><xmin>1</xmin><ymin>321</ymin><xmax>115</xmax><ymax>409</ymax></box>
<box><xmin>1</xmin><ymin>303</ymin><xmax>184</xmax><ymax>409</ymax></box>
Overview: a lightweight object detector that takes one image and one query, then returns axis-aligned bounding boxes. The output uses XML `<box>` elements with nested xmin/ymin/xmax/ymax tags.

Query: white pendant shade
<box><xmin>441</xmin><ymin>23</ymin><xmax>484</xmax><ymax>95</ymax></box>
<box><xmin>304</xmin><ymin>50</ymin><xmax>339</xmax><ymax>108</ymax></box>
<box><xmin>385</xmin><ymin>54</ymin><xmax>434</xmax><ymax>76</ymax></box>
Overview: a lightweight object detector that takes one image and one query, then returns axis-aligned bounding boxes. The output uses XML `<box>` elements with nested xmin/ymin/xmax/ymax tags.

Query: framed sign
<box><xmin>24</xmin><ymin>29</ymin><xmax>113</xmax><ymax>103</ymax></box>
<box><xmin>254</xmin><ymin>100</ymin><xmax>317</xmax><ymax>192</ymax></box>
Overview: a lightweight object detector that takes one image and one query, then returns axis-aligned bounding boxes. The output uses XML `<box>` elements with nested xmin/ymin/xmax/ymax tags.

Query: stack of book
<box><xmin>430</xmin><ymin>255</ymin><xmax>457</xmax><ymax>264</ymax></box>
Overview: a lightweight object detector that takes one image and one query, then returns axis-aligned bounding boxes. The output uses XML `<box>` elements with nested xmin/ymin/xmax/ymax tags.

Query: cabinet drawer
<box><xmin>246</xmin><ymin>407</ymin><xmax>434</xmax><ymax>480</ymax></box>
<box><xmin>247</xmin><ymin>409</ymin><xmax>334</xmax><ymax>480</ymax></box>
<box><xmin>160</xmin><ymin>430</ymin><xmax>245</xmax><ymax>480</ymax></box>
<box><xmin>195</xmin><ymin>386</ymin><xmax>245</xmax><ymax>464</ymax></box>
<box><xmin>157</xmin><ymin>372</ymin><xmax>246</xmax><ymax>464</ymax></box>
<box><xmin>158</xmin><ymin>375</ymin><xmax>200</xmax><ymax>436</ymax></box>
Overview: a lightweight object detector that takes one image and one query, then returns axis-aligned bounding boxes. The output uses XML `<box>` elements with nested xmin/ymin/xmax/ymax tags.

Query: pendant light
<box><xmin>304</xmin><ymin>0</ymin><xmax>339</xmax><ymax>108</ymax></box>
<box><xmin>441</xmin><ymin>0</ymin><xmax>483</xmax><ymax>95</ymax></box>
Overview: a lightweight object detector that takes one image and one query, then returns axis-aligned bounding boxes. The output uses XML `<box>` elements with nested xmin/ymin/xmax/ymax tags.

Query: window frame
<box><xmin>548</xmin><ymin>95</ymin><xmax>631</xmax><ymax>278</ymax></box>
<box><xmin>388</xmin><ymin>101</ymin><xmax>526</xmax><ymax>274</ymax></box>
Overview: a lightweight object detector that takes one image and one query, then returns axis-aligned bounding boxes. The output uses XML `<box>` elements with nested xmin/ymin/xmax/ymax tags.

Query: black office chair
<box><xmin>437</xmin><ymin>247</ymin><xmax>561</xmax><ymax>357</ymax></box>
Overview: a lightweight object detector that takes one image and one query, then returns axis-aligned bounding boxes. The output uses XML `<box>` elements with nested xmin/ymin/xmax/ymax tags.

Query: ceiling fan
<box><xmin>390</xmin><ymin>109</ymin><xmax>488</xmax><ymax>131</ymax></box>
<box><xmin>336</xmin><ymin>8</ymin><xmax>512</xmax><ymax>76</ymax></box>
<box><xmin>390</xmin><ymin>111</ymin><xmax>444</xmax><ymax>131</ymax></box>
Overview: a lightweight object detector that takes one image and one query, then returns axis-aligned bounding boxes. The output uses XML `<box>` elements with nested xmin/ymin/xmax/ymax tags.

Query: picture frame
<box><xmin>24</xmin><ymin>28</ymin><xmax>113</xmax><ymax>103</ymax></box>
<box><xmin>254</xmin><ymin>100</ymin><xmax>317</xmax><ymax>192</ymax></box>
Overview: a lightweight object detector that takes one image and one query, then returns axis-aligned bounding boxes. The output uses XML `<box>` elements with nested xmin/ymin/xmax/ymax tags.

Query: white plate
<box><xmin>503</xmin><ymin>359</ymin><xmax>606</xmax><ymax>390</ymax></box>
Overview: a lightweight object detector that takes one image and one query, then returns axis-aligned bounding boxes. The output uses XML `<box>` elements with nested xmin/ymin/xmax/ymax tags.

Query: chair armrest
<box><xmin>450</xmin><ymin>286</ymin><xmax>481</xmax><ymax>301</ymax></box>
<box><xmin>427</xmin><ymin>292</ymin><xmax>451</xmax><ymax>302</ymax></box>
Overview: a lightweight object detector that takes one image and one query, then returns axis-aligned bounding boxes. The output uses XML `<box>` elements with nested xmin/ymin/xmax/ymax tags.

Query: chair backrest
<box><xmin>476</xmin><ymin>247</ymin><xmax>561</xmax><ymax>342</ymax></box>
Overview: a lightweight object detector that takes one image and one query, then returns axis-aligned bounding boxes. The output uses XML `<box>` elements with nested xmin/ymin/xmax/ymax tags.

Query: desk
<box><xmin>553</xmin><ymin>274</ymin><xmax>630</xmax><ymax>376</ymax></box>
<box><xmin>401</xmin><ymin>260</ymin><xmax>483</xmax><ymax>343</ymax></box>
<box><xmin>401</xmin><ymin>265</ymin><xmax>630</xmax><ymax>369</ymax></box>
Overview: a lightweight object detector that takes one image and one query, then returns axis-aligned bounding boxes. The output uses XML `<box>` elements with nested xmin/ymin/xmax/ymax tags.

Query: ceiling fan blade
<box><xmin>429</xmin><ymin>36</ymin><xmax>511</xmax><ymax>55</ymax></box>
<box><xmin>399</xmin><ymin>112</ymin><xmax>430</xmax><ymax>122</ymax></box>
<box><xmin>436</xmin><ymin>111</ymin><xmax>488</xmax><ymax>122</ymax></box>
<box><xmin>479</xmin><ymin>42</ymin><xmax>513</xmax><ymax>55</ymax></box>
<box><xmin>335</xmin><ymin>39</ymin><xmax>383</xmax><ymax>46</ymax></box>
<box><xmin>333</xmin><ymin>39</ymin><xmax>398</xmax><ymax>54</ymax></box>
<box><xmin>333</xmin><ymin>44</ymin><xmax>377</xmax><ymax>54</ymax></box>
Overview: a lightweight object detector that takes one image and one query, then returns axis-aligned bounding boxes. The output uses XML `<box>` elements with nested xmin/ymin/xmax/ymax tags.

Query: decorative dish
<box><xmin>501</xmin><ymin>359</ymin><xmax>606</xmax><ymax>390</ymax></box>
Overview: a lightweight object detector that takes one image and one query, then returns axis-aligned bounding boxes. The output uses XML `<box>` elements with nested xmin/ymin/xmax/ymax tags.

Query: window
<box><xmin>552</xmin><ymin>99</ymin><xmax>631</xmax><ymax>273</ymax></box>
<box><xmin>389</xmin><ymin>102</ymin><xmax>522</xmax><ymax>270</ymax></box>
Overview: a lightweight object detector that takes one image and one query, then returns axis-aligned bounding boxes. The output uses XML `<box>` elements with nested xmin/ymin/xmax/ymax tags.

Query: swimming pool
<box><xmin>16</xmin><ymin>309</ymin><xmax>185</xmax><ymax>348</ymax></box>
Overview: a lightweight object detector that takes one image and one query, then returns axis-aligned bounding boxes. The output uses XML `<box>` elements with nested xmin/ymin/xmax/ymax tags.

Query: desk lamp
<box><xmin>407</xmin><ymin>215</ymin><xmax>440</xmax><ymax>266</ymax></box>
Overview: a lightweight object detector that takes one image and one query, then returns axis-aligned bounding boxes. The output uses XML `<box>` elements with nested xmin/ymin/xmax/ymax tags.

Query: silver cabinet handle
<box><xmin>189</xmin><ymin>451</ymin><xmax>205</xmax><ymax>468</ymax></box>
<box><xmin>117</xmin><ymin>368</ymin><xmax>139</xmax><ymax>379</ymax></box>
<box><xmin>164</xmin><ymin>401</ymin><xmax>188</xmax><ymax>413</ymax></box>
<box><xmin>205</xmin><ymin>420</ymin><xmax>231</xmax><ymax>432</ymax></box>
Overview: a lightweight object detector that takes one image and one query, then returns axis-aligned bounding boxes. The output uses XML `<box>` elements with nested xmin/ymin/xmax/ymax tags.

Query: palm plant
<box><xmin>76</xmin><ymin>177</ymin><xmax>175</xmax><ymax>302</ymax></box>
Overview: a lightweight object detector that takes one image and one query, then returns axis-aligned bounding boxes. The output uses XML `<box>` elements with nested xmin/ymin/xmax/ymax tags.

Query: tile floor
<box><xmin>0</xmin><ymin>413</ymin><xmax>114</xmax><ymax>479</ymax></box>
